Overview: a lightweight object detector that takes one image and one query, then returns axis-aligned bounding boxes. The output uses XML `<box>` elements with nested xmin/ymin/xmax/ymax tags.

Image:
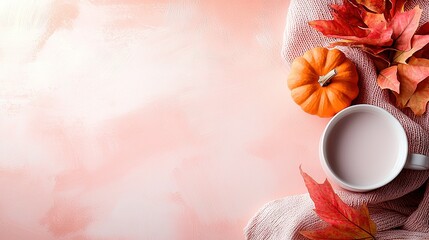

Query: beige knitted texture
<box><xmin>246</xmin><ymin>0</ymin><xmax>429</xmax><ymax>239</ymax></box>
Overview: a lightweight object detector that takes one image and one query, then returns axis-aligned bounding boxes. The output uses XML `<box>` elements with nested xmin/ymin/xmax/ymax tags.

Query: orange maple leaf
<box><xmin>299</xmin><ymin>168</ymin><xmax>377</xmax><ymax>240</ymax></box>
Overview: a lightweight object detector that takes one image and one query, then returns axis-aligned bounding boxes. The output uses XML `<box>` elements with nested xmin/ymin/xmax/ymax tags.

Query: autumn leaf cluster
<box><xmin>310</xmin><ymin>0</ymin><xmax>429</xmax><ymax>115</ymax></box>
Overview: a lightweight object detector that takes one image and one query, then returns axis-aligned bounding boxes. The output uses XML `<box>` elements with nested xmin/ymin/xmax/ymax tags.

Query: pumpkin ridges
<box><xmin>303</xmin><ymin>47</ymin><xmax>329</xmax><ymax>76</ymax></box>
<box><xmin>297</xmin><ymin>56</ymin><xmax>319</xmax><ymax>75</ymax></box>
<box><xmin>331</xmin><ymin>93</ymin><xmax>351</xmax><ymax>112</ymax></box>
<box><xmin>288</xmin><ymin>59</ymin><xmax>319</xmax><ymax>89</ymax></box>
<box><xmin>288</xmin><ymin>73</ymin><xmax>320</xmax><ymax>89</ymax></box>
<box><xmin>300</xmin><ymin>89</ymin><xmax>323</xmax><ymax>115</ymax></box>
<box><xmin>325</xmin><ymin>88</ymin><xmax>353</xmax><ymax>113</ymax></box>
<box><xmin>334</xmin><ymin>61</ymin><xmax>359</xmax><ymax>83</ymax></box>
<box><xmin>317</xmin><ymin>91</ymin><xmax>336</xmax><ymax>117</ymax></box>
<box><xmin>323</xmin><ymin>49</ymin><xmax>347</xmax><ymax>75</ymax></box>
<box><xmin>291</xmin><ymin>84</ymin><xmax>320</xmax><ymax>105</ymax></box>
<box><xmin>328</xmin><ymin>82</ymin><xmax>359</xmax><ymax>100</ymax></box>
<box><xmin>293</xmin><ymin>82</ymin><xmax>321</xmax><ymax>92</ymax></box>
<box><xmin>325</xmin><ymin>85</ymin><xmax>353</xmax><ymax>103</ymax></box>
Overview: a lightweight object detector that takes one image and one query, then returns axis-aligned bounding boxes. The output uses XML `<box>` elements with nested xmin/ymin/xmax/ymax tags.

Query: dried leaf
<box><xmin>309</xmin><ymin>20</ymin><xmax>368</xmax><ymax>38</ymax></box>
<box><xmin>309</xmin><ymin>0</ymin><xmax>369</xmax><ymax>37</ymax></box>
<box><xmin>395</xmin><ymin>57</ymin><xmax>429</xmax><ymax>108</ymax></box>
<box><xmin>414</xmin><ymin>47</ymin><xmax>429</xmax><ymax>60</ymax></box>
<box><xmin>393</xmin><ymin>35</ymin><xmax>429</xmax><ymax>63</ymax></box>
<box><xmin>329</xmin><ymin>42</ymin><xmax>390</xmax><ymax>56</ymax></box>
<box><xmin>408</xmin><ymin>56</ymin><xmax>429</xmax><ymax>68</ymax></box>
<box><xmin>356</xmin><ymin>44</ymin><xmax>399</xmax><ymax>57</ymax></box>
<box><xmin>309</xmin><ymin>0</ymin><xmax>393</xmax><ymax>47</ymax></box>
<box><xmin>299</xmin><ymin>168</ymin><xmax>377</xmax><ymax>240</ymax></box>
<box><xmin>371</xmin><ymin>56</ymin><xmax>392</xmax><ymax>71</ymax></box>
<box><xmin>377</xmin><ymin>65</ymin><xmax>400</xmax><ymax>93</ymax></box>
<box><xmin>389</xmin><ymin>6</ymin><xmax>422</xmax><ymax>51</ymax></box>
<box><xmin>309</xmin><ymin>0</ymin><xmax>367</xmax><ymax>37</ymax></box>
<box><xmin>328</xmin><ymin>42</ymin><xmax>391</xmax><ymax>69</ymax></box>
<box><xmin>406</xmin><ymin>78</ymin><xmax>429</xmax><ymax>115</ymax></box>
<box><xmin>332</xmin><ymin>0</ymin><xmax>367</xmax><ymax>29</ymax></box>
<box><xmin>354</xmin><ymin>0</ymin><xmax>386</xmax><ymax>13</ymax></box>
<box><xmin>341</xmin><ymin>26</ymin><xmax>393</xmax><ymax>46</ymax></box>
<box><xmin>388</xmin><ymin>0</ymin><xmax>408</xmax><ymax>17</ymax></box>
<box><xmin>417</xmin><ymin>22</ymin><xmax>429</xmax><ymax>35</ymax></box>
<box><xmin>309</xmin><ymin>8</ymin><xmax>368</xmax><ymax>38</ymax></box>
<box><xmin>311</xmin><ymin>22</ymin><xmax>393</xmax><ymax>47</ymax></box>
<box><xmin>413</xmin><ymin>23</ymin><xmax>429</xmax><ymax>59</ymax></box>
<box><xmin>300</xmin><ymin>221</ymin><xmax>370</xmax><ymax>240</ymax></box>
<box><xmin>362</xmin><ymin>47</ymin><xmax>392</xmax><ymax>71</ymax></box>
<box><xmin>363</xmin><ymin>11</ymin><xmax>388</xmax><ymax>28</ymax></box>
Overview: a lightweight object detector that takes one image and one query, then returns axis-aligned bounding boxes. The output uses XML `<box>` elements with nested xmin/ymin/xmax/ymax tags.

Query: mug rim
<box><xmin>319</xmin><ymin>104</ymin><xmax>408</xmax><ymax>192</ymax></box>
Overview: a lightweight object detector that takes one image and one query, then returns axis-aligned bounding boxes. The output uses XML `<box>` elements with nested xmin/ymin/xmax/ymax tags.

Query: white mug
<box><xmin>319</xmin><ymin>104</ymin><xmax>429</xmax><ymax>192</ymax></box>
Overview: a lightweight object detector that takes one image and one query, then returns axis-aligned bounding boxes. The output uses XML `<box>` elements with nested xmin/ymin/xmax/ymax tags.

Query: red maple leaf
<box><xmin>299</xmin><ymin>168</ymin><xmax>377</xmax><ymax>240</ymax></box>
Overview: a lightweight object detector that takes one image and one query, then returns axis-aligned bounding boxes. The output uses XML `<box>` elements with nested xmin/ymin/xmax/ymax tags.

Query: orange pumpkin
<box><xmin>287</xmin><ymin>47</ymin><xmax>359</xmax><ymax>117</ymax></box>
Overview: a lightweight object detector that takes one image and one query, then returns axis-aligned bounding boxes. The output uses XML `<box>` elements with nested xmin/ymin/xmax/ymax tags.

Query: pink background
<box><xmin>0</xmin><ymin>0</ymin><xmax>329</xmax><ymax>239</ymax></box>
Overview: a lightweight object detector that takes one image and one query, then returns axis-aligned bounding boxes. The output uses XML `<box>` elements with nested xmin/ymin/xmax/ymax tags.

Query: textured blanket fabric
<box><xmin>245</xmin><ymin>0</ymin><xmax>429</xmax><ymax>239</ymax></box>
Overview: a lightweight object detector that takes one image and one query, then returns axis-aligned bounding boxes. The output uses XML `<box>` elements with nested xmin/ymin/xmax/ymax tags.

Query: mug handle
<box><xmin>405</xmin><ymin>153</ymin><xmax>429</xmax><ymax>170</ymax></box>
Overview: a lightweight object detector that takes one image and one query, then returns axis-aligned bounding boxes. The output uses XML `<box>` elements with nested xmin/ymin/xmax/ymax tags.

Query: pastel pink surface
<box><xmin>0</xmin><ymin>0</ymin><xmax>328</xmax><ymax>239</ymax></box>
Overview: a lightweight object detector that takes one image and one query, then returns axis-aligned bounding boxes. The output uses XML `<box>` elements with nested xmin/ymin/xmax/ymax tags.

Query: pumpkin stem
<box><xmin>318</xmin><ymin>69</ymin><xmax>337</xmax><ymax>87</ymax></box>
